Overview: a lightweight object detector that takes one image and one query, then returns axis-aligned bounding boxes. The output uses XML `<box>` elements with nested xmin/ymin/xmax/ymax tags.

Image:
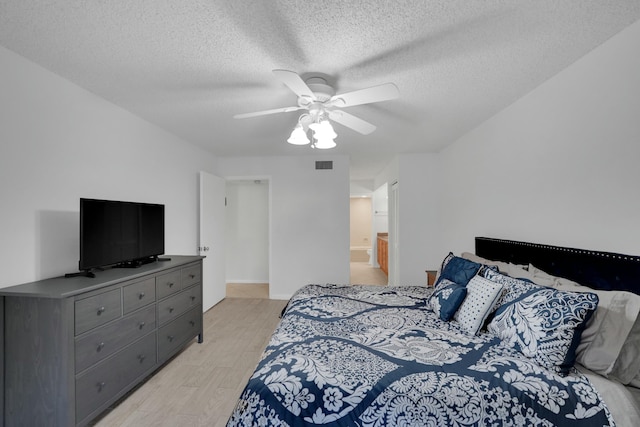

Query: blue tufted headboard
<box><xmin>475</xmin><ymin>237</ymin><xmax>640</xmax><ymax>294</ymax></box>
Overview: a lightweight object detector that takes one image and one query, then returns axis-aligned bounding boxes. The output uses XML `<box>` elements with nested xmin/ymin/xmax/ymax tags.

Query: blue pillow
<box><xmin>436</xmin><ymin>254</ymin><xmax>482</xmax><ymax>287</ymax></box>
<box><xmin>430</xmin><ymin>279</ymin><xmax>467</xmax><ymax>321</ymax></box>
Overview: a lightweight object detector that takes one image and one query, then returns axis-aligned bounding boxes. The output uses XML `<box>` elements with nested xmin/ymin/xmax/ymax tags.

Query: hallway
<box><xmin>349</xmin><ymin>260</ymin><xmax>387</xmax><ymax>285</ymax></box>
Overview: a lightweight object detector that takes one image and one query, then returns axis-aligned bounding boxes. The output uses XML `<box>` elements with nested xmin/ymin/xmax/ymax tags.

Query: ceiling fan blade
<box><xmin>328</xmin><ymin>110</ymin><xmax>377</xmax><ymax>135</ymax></box>
<box><xmin>233</xmin><ymin>106</ymin><xmax>305</xmax><ymax>119</ymax></box>
<box><xmin>273</xmin><ymin>69</ymin><xmax>316</xmax><ymax>100</ymax></box>
<box><xmin>330</xmin><ymin>83</ymin><xmax>399</xmax><ymax>108</ymax></box>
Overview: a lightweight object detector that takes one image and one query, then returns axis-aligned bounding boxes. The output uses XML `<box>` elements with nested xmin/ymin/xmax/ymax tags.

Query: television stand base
<box><xmin>65</xmin><ymin>270</ymin><xmax>96</xmax><ymax>279</ymax></box>
<box><xmin>115</xmin><ymin>259</ymin><xmax>147</xmax><ymax>269</ymax></box>
<box><xmin>114</xmin><ymin>256</ymin><xmax>168</xmax><ymax>269</ymax></box>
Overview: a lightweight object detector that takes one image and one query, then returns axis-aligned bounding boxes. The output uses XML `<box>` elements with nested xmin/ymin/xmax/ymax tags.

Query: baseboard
<box><xmin>225</xmin><ymin>280</ymin><xmax>269</xmax><ymax>284</ymax></box>
<box><xmin>270</xmin><ymin>293</ymin><xmax>293</xmax><ymax>301</ymax></box>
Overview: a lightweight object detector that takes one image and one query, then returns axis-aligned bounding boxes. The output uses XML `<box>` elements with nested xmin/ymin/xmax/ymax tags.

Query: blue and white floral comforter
<box><xmin>227</xmin><ymin>284</ymin><xmax>614</xmax><ymax>426</ymax></box>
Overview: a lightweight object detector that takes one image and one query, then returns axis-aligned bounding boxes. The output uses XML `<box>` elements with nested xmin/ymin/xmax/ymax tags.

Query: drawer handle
<box><xmin>189</xmin><ymin>320</ymin><xmax>195</xmax><ymax>327</ymax></box>
<box><xmin>139</xmin><ymin>321</ymin><xmax>146</xmax><ymax>329</ymax></box>
<box><xmin>137</xmin><ymin>354</ymin><xmax>146</xmax><ymax>363</ymax></box>
<box><xmin>190</xmin><ymin>295</ymin><xmax>196</xmax><ymax>301</ymax></box>
<box><xmin>189</xmin><ymin>274</ymin><xmax>196</xmax><ymax>279</ymax></box>
<box><xmin>96</xmin><ymin>342</ymin><xmax>105</xmax><ymax>352</ymax></box>
<box><xmin>167</xmin><ymin>335</ymin><xmax>174</xmax><ymax>342</ymax></box>
<box><xmin>97</xmin><ymin>382</ymin><xmax>106</xmax><ymax>392</ymax></box>
<box><xmin>138</xmin><ymin>291</ymin><xmax>145</xmax><ymax>299</ymax></box>
<box><xmin>168</xmin><ymin>282</ymin><xmax>174</xmax><ymax>288</ymax></box>
<box><xmin>97</xmin><ymin>306</ymin><xmax>106</xmax><ymax>315</ymax></box>
<box><xmin>168</xmin><ymin>307</ymin><xmax>174</xmax><ymax>313</ymax></box>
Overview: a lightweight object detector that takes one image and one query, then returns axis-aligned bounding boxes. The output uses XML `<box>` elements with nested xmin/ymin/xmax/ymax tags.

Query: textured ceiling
<box><xmin>1</xmin><ymin>1</ymin><xmax>639</xmax><ymax>179</ymax></box>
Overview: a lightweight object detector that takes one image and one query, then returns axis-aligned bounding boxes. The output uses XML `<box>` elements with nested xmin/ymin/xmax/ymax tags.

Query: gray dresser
<box><xmin>0</xmin><ymin>255</ymin><xmax>204</xmax><ymax>426</ymax></box>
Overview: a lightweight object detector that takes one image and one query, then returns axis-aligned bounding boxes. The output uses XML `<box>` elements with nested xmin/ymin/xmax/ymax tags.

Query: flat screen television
<box><xmin>77</xmin><ymin>198</ymin><xmax>165</xmax><ymax>274</ymax></box>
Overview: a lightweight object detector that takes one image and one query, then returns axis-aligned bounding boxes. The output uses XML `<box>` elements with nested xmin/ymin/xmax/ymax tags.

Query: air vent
<box><xmin>315</xmin><ymin>161</ymin><xmax>333</xmax><ymax>170</ymax></box>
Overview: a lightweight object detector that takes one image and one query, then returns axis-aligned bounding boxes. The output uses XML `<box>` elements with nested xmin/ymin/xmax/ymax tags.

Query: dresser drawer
<box><xmin>158</xmin><ymin>305</ymin><xmax>202</xmax><ymax>362</ymax></box>
<box><xmin>157</xmin><ymin>285</ymin><xmax>200</xmax><ymax>326</ymax></box>
<box><xmin>76</xmin><ymin>332</ymin><xmax>157</xmax><ymax>423</ymax></box>
<box><xmin>75</xmin><ymin>304</ymin><xmax>156</xmax><ymax>373</ymax></box>
<box><xmin>156</xmin><ymin>269</ymin><xmax>182</xmax><ymax>299</ymax></box>
<box><xmin>182</xmin><ymin>263</ymin><xmax>201</xmax><ymax>287</ymax></box>
<box><xmin>185</xmin><ymin>284</ymin><xmax>202</xmax><ymax>308</ymax></box>
<box><xmin>123</xmin><ymin>277</ymin><xmax>156</xmax><ymax>314</ymax></box>
<box><xmin>75</xmin><ymin>289</ymin><xmax>122</xmax><ymax>335</ymax></box>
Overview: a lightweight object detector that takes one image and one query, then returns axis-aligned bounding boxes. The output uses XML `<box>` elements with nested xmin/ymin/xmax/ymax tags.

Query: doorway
<box><xmin>350</xmin><ymin>197</ymin><xmax>372</xmax><ymax>261</ymax></box>
<box><xmin>224</xmin><ymin>179</ymin><xmax>270</xmax><ymax>297</ymax></box>
<box><xmin>349</xmin><ymin>195</ymin><xmax>387</xmax><ymax>285</ymax></box>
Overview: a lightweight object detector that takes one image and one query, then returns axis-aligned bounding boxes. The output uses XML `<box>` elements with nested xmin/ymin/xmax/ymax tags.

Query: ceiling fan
<box><xmin>233</xmin><ymin>70</ymin><xmax>399</xmax><ymax>149</ymax></box>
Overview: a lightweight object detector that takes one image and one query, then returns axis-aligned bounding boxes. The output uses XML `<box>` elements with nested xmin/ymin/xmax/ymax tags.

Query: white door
<box><xmin>389</xmin><ymin>181</ymin><xmax>399</xmax><ymax>285</ymax></box>
<box><xmin>199</xmin><ymin>171</ymin><xmax>226</xmax><ymax>311</ymax></box>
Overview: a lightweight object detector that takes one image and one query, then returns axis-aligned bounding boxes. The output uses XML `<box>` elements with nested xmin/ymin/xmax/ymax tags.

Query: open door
<box><xmin>199</xmin><ymin>171</ymin><xmax>226</xmax><ymax>311</ymax></box>
<box><xmin>388</xmin><ymin>180</ymin><xmax>399</xmax><ymax>285</ymax></box>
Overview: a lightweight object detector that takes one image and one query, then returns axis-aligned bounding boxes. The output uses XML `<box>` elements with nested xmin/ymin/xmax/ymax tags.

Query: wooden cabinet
<box><xmin>426</xmin><ymin>270</ymin><xmax>437</xmax><ymax>287</ymax></box>
<box><xmin>0</xmin><ymin>256</ymin><xmax>204</xmax><ymax>426</ymax></box>
<box><xmin>377</xmin><ymin>234</ymin><xmax>388</xmax><ymax>276</ymax></box>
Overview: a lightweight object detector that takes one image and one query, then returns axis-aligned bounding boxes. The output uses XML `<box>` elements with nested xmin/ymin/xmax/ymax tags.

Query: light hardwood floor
<box><xmin>225</xmin><ymin>282</ymin><xmax>269</xmax><ymax>298</ymax></box>
<box><xmin>92</xmin><ymin>297</ymin><xmax>287</xmax><ymax>426</ymax></box>
<box><xmin>350</xmin><ymin>261</ymin><xmax>388</xmax><ymax>285</ymax></box>
<box><xmin>92</xmin><ymin>263</ymin><xmax>386</xmax><ymax>426</ymax></box>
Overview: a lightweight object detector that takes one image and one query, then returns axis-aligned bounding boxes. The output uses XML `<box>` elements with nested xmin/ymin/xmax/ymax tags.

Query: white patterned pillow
<box><xmin>488</xmin><ymin>287</ymin><xmax>599</xmax><ymax>376</ymax></box>
<box><xmin>453</xmin><ymin>275</ymin><xmax>504</xmax><ymax>335</ymax></box>
<box><xmin>480</xmin><ymin>268</ymin><xmax>540</xmax><ymax>310</ymax></box>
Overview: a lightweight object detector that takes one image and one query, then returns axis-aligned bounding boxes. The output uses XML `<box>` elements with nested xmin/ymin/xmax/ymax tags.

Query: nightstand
<box><xmin>426</xmin><ymin>270</ymin><xmax>437</xmax><ymax>287</ymax></box>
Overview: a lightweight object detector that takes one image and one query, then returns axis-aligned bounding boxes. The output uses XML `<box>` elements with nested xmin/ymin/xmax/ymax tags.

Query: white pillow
<box><xmin>453</xmin><ymin>275</ymin><xmax>504</xmax><ymax>335</ymax></box>
<box><xmin>522</xmin><ymin>264</ymin><xmax>559</xmax><ymax>287</ymax></box>
<box><xmin>574</xmin><ymin>287</ymin><xmax>640</xmax><ymax>377</ymax></box>
<box><xmin>460</xmin><ymin>252</ymin><xmax>528</xmax><ymax>278</ymax></box>
<box><xmin>610</xmin><ymin>316</ymin><xmax>640</xmax><ymax>384</ymax></box>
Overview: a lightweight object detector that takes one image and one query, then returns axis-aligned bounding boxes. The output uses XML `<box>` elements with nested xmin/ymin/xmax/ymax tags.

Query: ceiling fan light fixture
<box><xmin>236</xmin><ymin>70</ymin><xmax>398</xmax><ymax>150</ymax></box>
<box><xmin>313</xmin><ymin>137</ymin><xmax>337</xmax><ymax>149</ymax></box>
<box><xmin>308</xmin><ymin>118</ymin><xmax>337</xmax><ymax>149</ymax></box>
<box><xmin>309</xmin><ymin>119</ymin><xmax>337</xmax><ymax>140</ymax></box>
<box><xmin>287</xmin><ymin>124</ymin><xmax>310</xmax><ymax>145</ymax></box>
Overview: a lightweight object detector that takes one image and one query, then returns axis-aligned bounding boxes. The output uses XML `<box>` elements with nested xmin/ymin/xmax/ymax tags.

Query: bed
<box><xmin>227</xmin><ymin>237</ymin><xmax>640</xmax><ymax>426</ymax></box>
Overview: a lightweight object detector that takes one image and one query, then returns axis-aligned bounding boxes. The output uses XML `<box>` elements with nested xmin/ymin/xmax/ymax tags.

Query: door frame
<box><xmin>388</xmin><ymin>180</ymin><xmax>399</xmax><ymax>285</ymax></box>
<box><xmin>199</xmin><ymin>171</ymin><xmax>226</xmax><ymax>311</ymax></box>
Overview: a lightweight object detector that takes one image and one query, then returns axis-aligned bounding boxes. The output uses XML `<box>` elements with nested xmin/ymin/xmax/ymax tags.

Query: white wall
<box><xmin>350</xmin><ymin>197</ymin><xmax>372</xmax><ymax>249</ymax></box>
<box><xmin>350</xmin><ymin>180</ymin><xmax>374</xmax><ymax>197</ymax></box>
<box><xmin>372</xmin><ymin>153</ymin><xmax>441</xmax><ymax>285</ymax></box>
<box><xmin>225</xmin><ymin>180</ymin><xmax>269</xmax><ymax>283</ymax></box>
<box><xmin>438</xmin><ymin>19</ymin><xmax>640</xmax><ymax>257</ymax></box>
<box><xmin>0</xmin><ymin>45</ymin><xmax>218</xmax><ymax>288</ymax></box>
<box><xmin>218</xmin><ymin>156</ymin><xmax>350</xmax><ymax>299</ymax></box>
<box><xmin>397</xmin><ymin>153</ymin><xmax>441</xmax><ymax>284</ymax></box>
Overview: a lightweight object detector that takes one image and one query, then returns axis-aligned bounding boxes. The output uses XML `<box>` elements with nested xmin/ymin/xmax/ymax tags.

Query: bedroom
<box><xmin>1</xmin><ymin>1</ymin><xmax>640</xmax><ymax>426</ymax></box>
